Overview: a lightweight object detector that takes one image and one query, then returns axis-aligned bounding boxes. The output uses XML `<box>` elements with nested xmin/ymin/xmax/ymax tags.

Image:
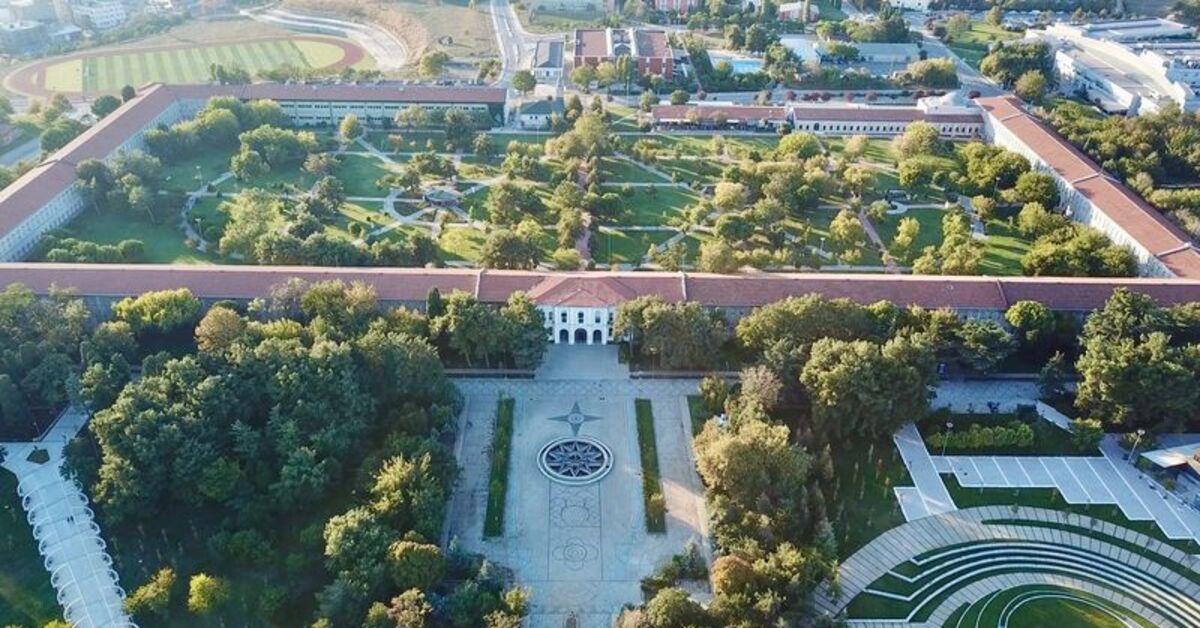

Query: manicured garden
<box><xmin>484</xmin><ymin>396</ymin><xmax>515</xmax><ymax>538</ymax></box>
<box><xmin>635</xmin><ymin>399</ymin><xmax>666</xmax><ymax>533</ymax></box>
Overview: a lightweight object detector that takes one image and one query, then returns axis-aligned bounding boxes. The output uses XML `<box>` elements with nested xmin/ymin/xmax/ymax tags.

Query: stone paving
<box><xmin>893</xmin><ymin>424</ymin><xmax>956</xmax><ymax>522</ymax></box>
<box><xmin>445</xmin><ymin>346</ymin><xmax>709</xmax><ymax>627</ymax></box>
<box><xmin>0</xmin><ymin>407</ymin><xmax>134</xmax><ymax>628</ymax></box>
<box><xmin>817</xmin><ymin>506</ymin><xmax>1200</xmax><ymax>627</ymax></box>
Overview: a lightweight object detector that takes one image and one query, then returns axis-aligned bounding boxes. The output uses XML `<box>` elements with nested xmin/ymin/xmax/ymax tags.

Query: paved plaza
<box><xmin>445</xmin><ymin>346</ymin><xmax>709</xmax><ymax>627</ymax></box>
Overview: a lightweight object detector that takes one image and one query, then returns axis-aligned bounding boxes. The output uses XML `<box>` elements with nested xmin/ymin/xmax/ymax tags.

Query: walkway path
<box><xmin>1100</xmin><ymin>436</ymin><xmax>1200</xmax><ymax>543</ymax></box>
<box><xmin>0</xmin><ymin>407</ymin><xmax>134</xmax><ymax>628</ymax></box>
<box><xmin>814</xmin><ymin>506</ymin><xmax>1200</xmax><ymax>626</ymax></box>
<box><xmin>893</xmin><ymin>423</ymin><xmax>956</xmax><ymax>521</ymax></box>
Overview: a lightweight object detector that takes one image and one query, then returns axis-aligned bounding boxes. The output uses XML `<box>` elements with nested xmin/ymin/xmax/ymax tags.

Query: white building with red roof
<box><xmin>978</xmin><ymin>95</ymin><xmax>1200</xmax><ymax>278</ymax></box>
<box><xmin>573</xmin><ymin>28</ymin><xmax>677</xmax><ymax>78</ymax></box>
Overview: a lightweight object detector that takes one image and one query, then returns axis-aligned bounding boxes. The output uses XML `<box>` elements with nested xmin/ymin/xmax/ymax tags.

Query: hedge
<box><xmin>483</xmin><ymin>396</ymin><xmax>514</xmax><ymax>538</ymax></box>
<box><xmin>635</xmin><ymin>398</ymin><xmax>666</xmax><ymax>533</ymax></box>
<box><xmin>927</xmin><ymin>420</ymin><xmax>1034</xmax><ymax>451</ymax></box>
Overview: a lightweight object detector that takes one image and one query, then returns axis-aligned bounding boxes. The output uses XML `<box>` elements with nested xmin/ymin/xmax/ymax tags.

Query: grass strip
<box><xmin>686</xmin><ymin>395</ymin><xmax>708</xmax><ymax>435</ymax></box>
<box><xmin>483</xmin><ymin>396</ymin><xmax>514</xmax><ymax>538</ymax></box>
<box><xmin>635</xmin><ymin>398</ymin><xmax>666</xmax><ymax>533</ymax></box>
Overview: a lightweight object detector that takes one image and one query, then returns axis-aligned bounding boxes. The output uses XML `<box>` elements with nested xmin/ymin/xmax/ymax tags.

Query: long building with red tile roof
<box><xmin>3</xmin><ymin>264</ymin><xmax>1199</xmax><ymax>344</ymax></box>
<box><xmin>977</xmin><ymin>94</ymin><xmax>1200</xmax><ymax>279</ymax></box>
<box><xmin>0</xmin><ymin>82</ymin><xmax>508</xmax><ymax>262</ymax></box>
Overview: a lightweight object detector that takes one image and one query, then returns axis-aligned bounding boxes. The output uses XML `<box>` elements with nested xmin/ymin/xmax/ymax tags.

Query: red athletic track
<box><xmin>4</xmin><ymin>34</ymin><xmax>366</xmax><ymax>99</ymax></box>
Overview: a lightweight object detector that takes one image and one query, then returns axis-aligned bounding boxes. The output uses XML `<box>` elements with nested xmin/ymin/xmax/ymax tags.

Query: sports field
<box><xmin>28</xmin><ymin>36</ymin><xmax>361</xmax><ymax>95</ymax></box>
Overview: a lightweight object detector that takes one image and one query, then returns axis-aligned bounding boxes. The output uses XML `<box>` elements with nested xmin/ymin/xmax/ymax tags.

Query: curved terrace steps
<box><xmin>818</xmin><ymin>506</ymin><xmax>1200</xmax><ymax>626</ymax></box>
<box><xmin>854</xmin><ymin>539</ymin><xmax>1200</xmax><ymax>625</ymax></box>
<box><xmin>938</xmin><ymin>576</ymin><xmax>1172</xmax><ymax>628</ymax></box>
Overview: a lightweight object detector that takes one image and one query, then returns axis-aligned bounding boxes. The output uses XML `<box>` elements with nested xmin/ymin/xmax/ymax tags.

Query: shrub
<box><xmin>635</xmin><ymin>399</ymin><xmax>666</xmax><ymax>533</ymax></box>
<box><xmin>483</xmin><ymin>396</ymin><xmax>514</xmax><ymax>537</ymax></box>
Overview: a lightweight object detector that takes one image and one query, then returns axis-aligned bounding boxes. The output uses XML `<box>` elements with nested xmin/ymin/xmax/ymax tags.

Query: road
<box><xmin>489</xmin><ymin>0</ymin><xmax>528</xmax><ymax>85</ymax></box>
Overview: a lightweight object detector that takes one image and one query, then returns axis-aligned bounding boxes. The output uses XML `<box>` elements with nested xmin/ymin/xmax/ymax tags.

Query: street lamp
<box><xmin>1128</xmin><ymin>428</ymin><xmax>1146</xmax><ymax>462</ymax></box>
<box><xmin>941</xmin><ymin>421</ymin><xmax>954</xmax><ymax>457</ymax></box>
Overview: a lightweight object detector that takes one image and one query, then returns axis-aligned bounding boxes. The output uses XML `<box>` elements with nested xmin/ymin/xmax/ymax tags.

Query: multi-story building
<box><xmin>653</xmin><ymin>94</ymin><xmax>982</xmax><ymax>138</ymax></box>
<box><xmin>573</xmin><ymin>28</ymin><xmax>676</xmax><ymax>78</ymax></box>
<box><xmin>653</xmin><ymin>0</ymin><xmax>699</xmax><ymax>13</ymax></box>
<box><xmin>0</xmin><ymin>82</ymin><xmax>508</xmax><ymax>262</ymax></box>
<box><xmin>70</xmin><ymin>0</ymin><xmax>127</xmax><ymax>30</ymax></box>
<box><xmin>0</xmin><ymin>20</ymin><xmax>47</xmax><ymax>54</ymax></box>
<box><xmin>978</xmin><ymin>95</ymin><xmax>1200</xmax><ymax>278</ymax></box>
<box><xmin>531</xmin><ymin>41</ymin><xmax>564</xmax><ymax>83</ymax></box>
<box><xmin>1039</xmin><ymin>19</ymin><xmax>1200</xmax><ymax>115</ymax></box>
<box><xmin>4</xmin><ymin>265</ymin><xmax>1200</xmax><ymax>345</ymax></box>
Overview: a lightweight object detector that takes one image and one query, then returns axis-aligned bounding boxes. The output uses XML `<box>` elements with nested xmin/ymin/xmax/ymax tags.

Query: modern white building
<box><xmin>70</xmin><ymin>0</ymin><xmax>126</xmax><ymax>30</ymax></box>
<box><xmin>978</xmin><ymin>95</ymin><xmax>1200</xmax><ymax>278</ymax></box>
<box><xmin>1039</xmin><ymin>19</ymin><xmax>1200</xmax><ymax>115</ymax></box>
<box><xmin>1044</xmin><ymin>18</ymin><xmax>1194</xmax><ymax>43</ymax></box>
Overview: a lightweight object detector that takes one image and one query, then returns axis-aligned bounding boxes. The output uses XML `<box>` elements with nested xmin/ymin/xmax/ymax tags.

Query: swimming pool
<box><xmin>709</xmin><ymin>53</ymin><xmax>764</xmax><ymax>75</ymax></box>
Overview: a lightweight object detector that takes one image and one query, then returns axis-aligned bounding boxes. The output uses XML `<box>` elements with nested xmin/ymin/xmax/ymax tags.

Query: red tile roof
<box><xmin>788</xmin><ymin>105</ymin><xmax>982</xmax><ymax>124</ymax></box>
<box><xmin>0</xmin><ymin>82</ymin><xmax>506</xmax><ymax>249</ymax></box>
<box><xmin>3</xmin><ymin>264</ymin><xmax>1199</xmax><ymax>312</ymax></box>
<box><xmin>652</xmin><ymin>104</ymin><xmax>787</xmax><ymax>123</ymax></box>
<box><xmin>977</xmin><ymin>95</ymin><xmax>1200</xmax><ymax>278</ymax></box>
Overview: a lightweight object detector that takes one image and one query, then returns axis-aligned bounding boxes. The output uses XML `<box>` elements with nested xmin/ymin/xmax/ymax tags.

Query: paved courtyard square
<box><xmin>446</xmin><ymin>347</ymin><xmax>709</xmax><ymax>627</ymax></box>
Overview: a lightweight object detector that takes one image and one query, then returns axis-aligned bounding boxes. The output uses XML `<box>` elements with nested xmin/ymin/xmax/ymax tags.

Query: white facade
<box><xmin>888</xmin><ymin>0</ymin><xmax>930</xmax><ymax>11</ymax></box>
<box><xmin>1044</xmin><ymin>18</ymin><xmax>1194</xmax><ymax>44</ymax></box>
<box><xmin>541</xmin><ymin>306</ymin><xmax>612</xmax><ymax>345</ymax></box>
<box><xmin>71</xmin><ymin>0</ymin><xmax>126</xmax><ymax>30</ymax></box>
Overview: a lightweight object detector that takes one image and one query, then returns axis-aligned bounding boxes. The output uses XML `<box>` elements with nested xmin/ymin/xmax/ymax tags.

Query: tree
<box><xmin>1005</xmin><ymin>300</ymin><xmax>1055</xmax><ymax>346</ymax></box>
<box><xmin>738</xmin><ymin>364</ymin><xmax>783</xmax><ymax>411</ymax></box>
<box><xmin>388</xmin><ymin>541</ymin><xmax>446</xmax><ymax>591</ymax></box>
<box><xmin>195</xmin><ymin>305</ymin><xmax>246</xmax><ymax>353</ymax></box>
<box><xmin>112</xmin><ymin>288</ymin><xmax>202</xmax><ymax>335</ymax></box>
<box><xmin>231</xmin><ymin>148</ymin><xmax>268</xmax><ymax>180</ymax></box>
<box><xmin>980</xmin><ymin>42</ymin><xmax>1052</xmax><ymax>87</ymax></box>
<box><xmin>1013</xmin><ymin>171</ymin><xmax>1060</xmax><ymax>208</ymax></box>
<box><xmin>904</xmin><ymin>58</ymin><xmax>959</xmax><ymax>88</ymax></box>
<box><xmin>187</xmin><ymin>574</ymin><xmax>231</xmax><ymax>614</ymax></box>
<box><xmin>889</xmin><ymin>216</ymin><xmax>920</xmax><ymax>263</ymax></box>
<box><xmin>712</xmin><ymin>181</ymin><xmax>747</xmax><ymax>213</ymax></box>
<box><xmin>669</xmin><ymin>90</ymin><xmax>690</xmax><ymax>105</ymax></box>
<box><xmin>696</xmin><ymin>239</ymin><xmax>740</xmax><ymax>273</ymax></box>
<box><xmin>800</xmin><ymin>336</ymin><xmax>934</xmax><ymax>438</ymax></box>
<box><xmin>1014</xmin><ymin>70</ymin><xmax>1048</xmax><ymax>104</ymax></box>
<box><xmin>776</xmin><ymin>132</ymin><xmax>821</xmax><ymax>160</ymax></box>
<box><xmin>570</xmin><ymin>64</ymin><xmax>597</xmax><ymax>87</ymax></box>
<box><xmin>954</xmin><ymin>320</ymin><xmax>1014</xmax><ymax>373</ymax></box>
<box><xmin>512</xmin><ymin>70</ymin><xmax>537</xmax><ymax>94</ymax></box>
<box><xmin>339</xmin><ymin>114</ymin><xmax>364</xmax><ymax>143</ymax></box>
<box><xmin>986</xmin><ymin>5</ymin><xmax>1004</xmax><ymax>26</ymax></box>
<box><xmin>640</xmin><ymin>587</ymin><xmax>713</xmax><ymax>627</ymax></box>
<box><xmin>500</xmin><ymin>292</ymin><xmax>549</xmax><ymax>369</ymax></box>
<box><xmin>386</xmin><ymin>589</ymin><xmax>432</xmax><ymax>627</ymax></box>
<box><xmin>418</xmin><ymin>50</ymin><xmax>451</xmax><ymax>80</ymax></box>
<box><xmin>843</xmin><ymin>134</ymin><xmax>868</xmax><ymax>161</ymax></box>
<box><xmin>395</xmin><ymin>106</ymin><xmax>431</xmax><ymax>129</ymax></box>
<box><xmin>124</xmin><ymin>568</ymin><xmax>175</xmax><ymax>619</ymax></box>
<box><xmin>1076</xmin><ymin>332</ymin><xmax>1199</xmax><ymax>432</ymax></box>
<box><xmin>41</xmin><ymin>117</ymin><xmax>86</xmax><ymax>152</ymax></box>
<box><xmin>945</xmin><ymin>13</ymin><xmax>971</xmax><ymax>39</ymax></box>
<box><xmin>893</xmin><ymin>121</ymin><xmax>941</xmax><ymax>159</ymax></box>
<box><xmin>91</xmin><ymin>95</ymin><xmax>123</xmax><ymax>118</ymax></box>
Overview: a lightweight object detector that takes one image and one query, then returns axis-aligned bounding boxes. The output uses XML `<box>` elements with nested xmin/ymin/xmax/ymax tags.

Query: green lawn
<box><xmin>801</xmin><ymin>210</ymin><xmax>884</xmax><ymax>267</ymax></box>
<box><xmin>0</xmin><ymin>471</ymin><xmax>61</xmax><ymax>627</ymax></box>
<box><xmin>189</xmin><ymin>197</ymin><xmax>228</xmax><ymax>243</ymax></box>
<box><xmin>336</xmin><ymin>154</ymin><xmax>397</xmax><ymax>198</ymax></box>
<box><xmin>160</xmin><ymin>151</ymin><xmax>232</xmax><ymax>193</ymax></box>
<box><xmin>686</xmin><ymin>395</ymin><xmax>709</xmax><ymax>436</ymax></box>
<box><xmin>653</xmin><ymin>158</ymin><xmax>724</xmax><ymax>184</ymax></box>
<box><xmin>326</xmin><ymin>202</ymin><xmax>392</xmax><ymax>240</ymax></box>
<box><xmin>828</xmin><ymin>436</ymin><xmax>910</xmax><ymax>558</ymax></box>
<box><xmin>648</xmin><ymin>134</ymin><xmax>782</xmax><ymax>158</ymax></box>
<box><xmin>592</xmin><ymin>229</ymin><xmax>677</xmax><ymax>266</ymax></box>
<box><xmin>519</xmin><ymin>7</ymin><xmax>605</xmax><ymax>34</ymax></box>
<box><xmin>617</xmin><ymin>186</ymin><xmax>698</xmax><ymax>226</ymax></box>
<box><xmin>945</xmin><ymin>21</ymin><xmax>1020</xmax><ymax>69</ymax></box>
<box><xmin>438</xmin><ymin>227</ymin><xmax>488</xmax><ymax>262</ymax></box>
<box><xmin>875</xmin><ymin>207</ymin><xmax>944</xmax><ymax>263</ymax></box>
<box><xmin>57</xmin><ymin>209</ymin><xmax>215</xmax><ymax>264</ymax></box>
<box><xmin>216</xmin><ymin>164</ymin><xmax>315</xmax><ymax>194</ymax></box>
<box><xmin>368</xmin><ymin>130</ymin><xmax>455</xmax><ymax>153</ymax></box>
<box><xmin>600</xmin><ymin>157</ymin><xmax>669</xmax><ymax>184</ymax></box>
<box><xmin>980</xmin><ymin>218</ymin><xmax>1031</xmax><ymax>276</ymax></box>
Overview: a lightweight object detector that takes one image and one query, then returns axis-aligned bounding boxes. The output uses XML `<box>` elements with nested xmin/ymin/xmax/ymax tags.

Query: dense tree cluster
<box><xmin>62</xmin><ymin>280</ymin><xmax>538</xmax><ymax>625</ymax></box>
<box><xmin>1075</xmin><ymin>288</ymin><xmax>1200</xmax><ymax>433</ymax></box>
<box><xmin>145</xmin><ymin>97</ymin><xmax>288</xmax><ymax>162</ymax></box>
<box><xmin>979</xmin><ymin>41</ymin><xmax>1053</xmax><ymax>88</ymax></box>
<box><xmin>614</xmin><ymin>296</ymin><xmax>731</xmax><ymax>370</ymax></box>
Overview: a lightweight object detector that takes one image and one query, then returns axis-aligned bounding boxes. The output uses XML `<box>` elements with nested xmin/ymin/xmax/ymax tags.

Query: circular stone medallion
<box><xmin>538</xmin><ymin>437</ymin><xmax>614</xmax><ymax>486</ymax></box>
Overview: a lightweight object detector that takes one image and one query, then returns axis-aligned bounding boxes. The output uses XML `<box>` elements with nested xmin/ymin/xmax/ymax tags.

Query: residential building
<box><xmin>0</xmin><ymin>82</ymin><xmax>508</xmax><ymax>262</ymax></box>
<box><xmin>518</xmin><ymin>99</ymin><xmax>564</xmax><ymax>129</ymax></box>
<box><xmin>573</xmin><ymin>28</ymin><xmax>676</xmax><ymax>77</ymax></box>
<box><xmin>851</xmin><ymin>43</ymin><xmax>922</xmax><ymax>64</ymax></box>
<box><xmin>70</xmin><ymin>0</ymin><xmax>126</xmax><ymax>30</ymax></box>
<box><xmin>531</xmin><ymin>41</ymin><xmax>564</xmax><ymax>82</ymax></box>
<box><xmin>4</xmin><ymin>265</ymin><xmax>1200</xmax><ymax>345</ymax></box>
<box><xmin>978</xmin><ymin>95</ymin><xmax>1200</xmax><ymax>279</ymax></box>
<box><xmin>0</xmin><ymin>20</ymin><xmax>46</xmax><ymax>54</ymax></box>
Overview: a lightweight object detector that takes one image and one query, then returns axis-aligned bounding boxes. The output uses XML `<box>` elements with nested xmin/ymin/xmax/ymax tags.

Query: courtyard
<box><xmin>445</xmin><ymin>346</ymin><xmax>710</xmax><ymax>627</ymax></box>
